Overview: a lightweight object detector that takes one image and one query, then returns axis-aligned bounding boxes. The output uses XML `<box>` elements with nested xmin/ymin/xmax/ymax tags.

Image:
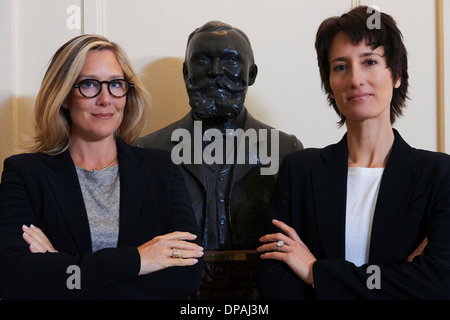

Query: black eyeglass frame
<box><xmin>73</xmin><ymin>78</ymin><xmax>134</xmax><ymax>98</ymax></box>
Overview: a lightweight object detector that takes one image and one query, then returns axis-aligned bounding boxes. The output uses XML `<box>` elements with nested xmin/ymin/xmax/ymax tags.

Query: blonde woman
<box><xmin>0</xmin><ymin>34</ymin><xmax>203</xmax><ymax>299</ymax></box>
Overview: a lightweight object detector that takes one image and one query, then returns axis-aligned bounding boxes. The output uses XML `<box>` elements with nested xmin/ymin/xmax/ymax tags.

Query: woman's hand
<box><xmin>257</xmin><ymin>219</ymin><xmax>316</xmax><ymax>285</ymax></box>
<box><xmin>137</xmin><ymin>231</ymin><xmax>203</xmax><ymax>276</ymax></box>
<box><xmin>408</xmin><ymin>237</ymin><xmax>428</xmax><ymax>262</ymax></box>
<box><xmin>22</xmin><ymin>224</ymin><xmax>58</xmax><ymax>253</ymax></box>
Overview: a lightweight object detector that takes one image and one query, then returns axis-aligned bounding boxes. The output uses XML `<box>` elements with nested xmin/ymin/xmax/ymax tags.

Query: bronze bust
<box><xmin>136</xmin><ymin>21</ymin><xmax>303</xmax><ymax>299</ymax></box>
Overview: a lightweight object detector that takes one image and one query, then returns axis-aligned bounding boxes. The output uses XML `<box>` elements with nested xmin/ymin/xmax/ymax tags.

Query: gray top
<box><xmin>75</xmin><ymin>165</ymin><xmax>120</xmax><ymax>252</ymax></box>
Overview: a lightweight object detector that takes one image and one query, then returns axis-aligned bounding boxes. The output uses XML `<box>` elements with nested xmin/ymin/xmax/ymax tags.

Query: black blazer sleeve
<box><xmin>87</xmin><ymin>149</ymin><xmax>203</xmax><ymax>300</ymax></box>
<box><xmin>258</xmin><ymin>152</ymin><xmax>316</xmax><ymax>299</ymax></box>
<box><xmin>0</xmin><ymin>145</ymin><xmax>202</xmax><ymax>299</ymax></box>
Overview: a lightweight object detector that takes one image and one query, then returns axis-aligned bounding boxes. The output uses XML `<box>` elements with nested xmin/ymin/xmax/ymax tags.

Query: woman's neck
<box><xmin>69</xmin><ymin>135</ymin><xmax>118</xmax><ymax>171</ymax></box>
<box><xmin>346</xmin><ymin>119</ymin><xmax>394</xmax><ymax>168</ymax></box>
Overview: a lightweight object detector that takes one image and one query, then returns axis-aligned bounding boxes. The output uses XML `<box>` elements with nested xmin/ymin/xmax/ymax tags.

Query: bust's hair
<box><xmin>186</xmin><ymin>21</ymin><xmax>255</xmax><ymax>64</ymax></box>
<box><xmin>29</xmin><ymin>34</ymin><xmax>150</xmax><ymax>155</ymax></box>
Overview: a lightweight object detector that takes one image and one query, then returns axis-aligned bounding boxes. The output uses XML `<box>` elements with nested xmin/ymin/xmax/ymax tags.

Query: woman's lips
<box><xmin>348</xmin><ymin>93</ymin><xmax>372</xmax><ymax>101</ymax></box>
<box><xmin>92</xmin><ymin>113</ymin><xmax>114</xmax><ymax>119</ymax></box>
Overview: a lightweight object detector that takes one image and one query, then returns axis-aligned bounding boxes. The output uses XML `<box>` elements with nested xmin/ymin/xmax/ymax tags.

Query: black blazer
<box><xmin>259</xmin><ymin>130</ymin><xmax>450</xmax><ymax>299</ymax></box>
<box><xmin>0</xmin><ymin>139</ymin><xmax>202</xmax><ymax>299</ymax></box>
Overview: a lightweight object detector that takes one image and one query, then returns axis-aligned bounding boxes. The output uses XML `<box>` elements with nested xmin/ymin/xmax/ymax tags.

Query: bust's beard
<box><xmin>186</xmin><ymin>77</ymin><xmax>247</xmax><ymax>120</ymax></box>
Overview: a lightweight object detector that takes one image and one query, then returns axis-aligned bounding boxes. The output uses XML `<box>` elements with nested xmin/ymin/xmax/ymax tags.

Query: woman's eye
<box><xmin>333</xmin><ymin>64</ymin><xmax>346</xmax><ymax>72</ymax></box>
<box><xmin>110</xmin><ymin>81</ymin><xmax>121</xmax><ymax>88</ymax></box>
<box><xmin>365</xmin><ymin>59</ymin><xmax>377</xmax><ymax>66</ymax></box>
<box><xmin>81</xmin><ymin>80</ymin><xmax>96</xmax><ymax>88</ymax></box>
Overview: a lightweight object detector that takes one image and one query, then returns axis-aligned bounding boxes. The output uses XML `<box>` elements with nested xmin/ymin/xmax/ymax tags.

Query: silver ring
<box><xmin>277</xmin><ymin>240</ymin><xmax>284</xmax><ymax>251</ymax></box>
<box><xmin>171</xmin><ymin>248</ymin><xmax>180</xmax><ymax>258</ymax></box>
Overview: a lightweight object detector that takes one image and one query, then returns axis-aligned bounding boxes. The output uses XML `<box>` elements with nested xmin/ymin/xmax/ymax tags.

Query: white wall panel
<box><xmin>0</xmin><ymin>0</ymin><xmax>443</xmax><ymax>171</ymax></box>
<box><xmin>444</xmin><ymin>0</ymin><xmax>450</xmax><ymax>153</ymax></box>
<box><xmin>96</xmin><ymin>0</ymin><xmax>438</xmax><ymax>150</ymax></box>
<box><xmin>0</xmin><ymin>0</ymin><xmax>16</xmax><ymax>164</ymax></box>
<box><xmin>0</xmin><ymin>0</ymin><xmax>82</xmax><ymax>170</ymax></box>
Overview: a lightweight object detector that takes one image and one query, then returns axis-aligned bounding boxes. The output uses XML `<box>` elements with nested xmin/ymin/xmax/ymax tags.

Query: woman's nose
<box><xmin>96</xmin><ymin>83</ymin><xmax>113</xmax><ymax>105</ymax></box>
<box><xmin>349</xmin><ymin>65</ymin><xmax>364</xmax><ymax>88</ymax></box>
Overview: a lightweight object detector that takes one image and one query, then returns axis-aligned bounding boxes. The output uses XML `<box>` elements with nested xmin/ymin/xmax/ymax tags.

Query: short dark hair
<box><xmin>186</xmin><ymin>21</ymin><xmax>255</xmax><ymax>64</ymax></box>
<box><xmin>315</xmin><ymin>6</ymin><xmax>409</xmax><ymax>126</ymax></box>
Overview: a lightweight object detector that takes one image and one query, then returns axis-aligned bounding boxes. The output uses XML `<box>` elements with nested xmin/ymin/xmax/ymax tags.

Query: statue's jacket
<box><xmin>136</xmin><ymin>108</ymin><xmax>302</xmax><ymax>249</ymax></box>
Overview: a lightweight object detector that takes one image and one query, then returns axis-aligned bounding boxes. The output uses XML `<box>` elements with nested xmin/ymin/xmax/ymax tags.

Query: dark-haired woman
<box><xmin>257</xmin><ymin>6</ymin><xmax>450</xmax><ymax>299</ymax></box>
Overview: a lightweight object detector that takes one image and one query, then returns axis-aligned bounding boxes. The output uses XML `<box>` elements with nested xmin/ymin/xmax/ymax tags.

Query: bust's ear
<box><xmin>182</xmin><ymin>62</ymin><xmax>188</xmax><ymax>82</ymax></box>
<box><xmin>248</xmin><ymin>64</ymin><xmax>258</xmax><ymax>86</ymax></box>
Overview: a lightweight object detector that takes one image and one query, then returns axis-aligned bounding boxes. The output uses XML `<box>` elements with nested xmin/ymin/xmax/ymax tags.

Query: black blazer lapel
<box><xmin>116</xmin><ymin>140</ymin><xmax>149</xmax><ymax>246</ymax></box>
<box><xmin>368</xmin><ymin>130</ymin><xmax>421</xmax><ymax>263</ymax></box>
<box><xmin>44</xmin><ymin>150</ymin><xmax>92</xmax><ymax>252</ymax></box>
<box><xmin>311</xmin><ymin>136</ymin><xmax>348</xmax><ymax>259</ymax></box>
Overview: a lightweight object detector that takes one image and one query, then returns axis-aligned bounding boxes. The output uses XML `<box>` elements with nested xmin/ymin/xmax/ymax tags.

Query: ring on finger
<box><xmin>171</xmin><ymin>248</ymin><xmax>180</xmax><ymax>259</ymax></box>
<box><xmin>277</xmin><ymin>240</ymin><xmax>284</xmax><ymax>252</ymax></box>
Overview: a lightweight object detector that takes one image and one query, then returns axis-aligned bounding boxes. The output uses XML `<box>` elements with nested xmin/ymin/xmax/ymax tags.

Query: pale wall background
<box><xmin>0</xmin><ymin>0</ymin><xmax>447</xmax><ymax>171</ymax></box>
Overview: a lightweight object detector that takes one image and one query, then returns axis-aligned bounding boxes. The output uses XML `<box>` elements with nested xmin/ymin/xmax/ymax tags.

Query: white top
<box><xmin>345</xmin><ymin>167</ymin><xmax>384</xmax><ymax>266</ymax></box>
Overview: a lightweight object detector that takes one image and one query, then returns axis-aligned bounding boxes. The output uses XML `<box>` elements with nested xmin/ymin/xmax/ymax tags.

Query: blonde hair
<box><xmin>29</xmin><ymin>34</ymin><xmax>150</xmax><ymax>155</ymax></box>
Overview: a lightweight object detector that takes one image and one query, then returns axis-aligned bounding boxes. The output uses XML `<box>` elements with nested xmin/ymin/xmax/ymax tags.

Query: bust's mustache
<box><xmin>186</xmin><ymin>76</ymin><xmax>247</xmax><ymax>94</ymax></box>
